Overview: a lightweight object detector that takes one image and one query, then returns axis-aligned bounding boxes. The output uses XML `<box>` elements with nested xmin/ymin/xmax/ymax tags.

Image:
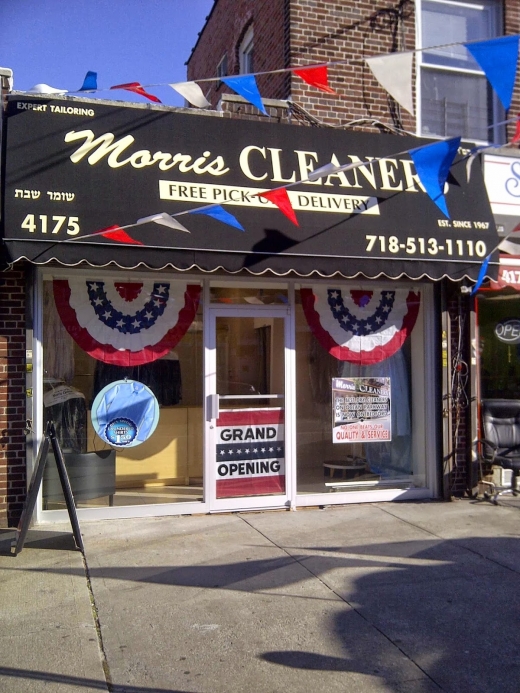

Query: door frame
<box><xmin>204</xmin><ymin>304</ymin><xmax>295</xmax><ymax>512</ymax></box>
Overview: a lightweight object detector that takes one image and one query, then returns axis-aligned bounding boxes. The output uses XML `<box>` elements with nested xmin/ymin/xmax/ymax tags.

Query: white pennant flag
<box><xmin>497</xmin><ymin>238</ymin><xmax>520</xmax><ymax>255</ymax></box>
<box><xmin>498</xmin><ymin>223</ymin><xmax>520</xmax><ymax>254</ymax></box>
<box><xmin>169</xmin><ymin>81</ymin><xmax>211</xmax><ymax>109</ymax></box>
<box><xmin>307</xmin><ymin>162</ymin><xmax>343</xmax><ymax>181</ymax></box>
<box><xmin>28</xmin><ymin>83</ymin><xmax>67</xmax><ymax>94</ymax></box>
<box><xmin>136</xmin><ymin>213</ymin><xmax>190</xmax><ymax>233</ymax></box>
<box><xmin>365</xmin><ymin>52</ymin><xmax>415</xmax><ymax>115</ymax></box>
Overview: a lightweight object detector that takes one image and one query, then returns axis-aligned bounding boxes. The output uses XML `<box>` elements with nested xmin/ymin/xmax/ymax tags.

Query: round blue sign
<box><xmin>91</xmin><ymin>379</ymin><xmax>160</xmax><ymax>448</ymax></box>
<box><xmin>105</xmin><ymin>417</ymin><xmax>138</xmax><ymax>446</ymax></box>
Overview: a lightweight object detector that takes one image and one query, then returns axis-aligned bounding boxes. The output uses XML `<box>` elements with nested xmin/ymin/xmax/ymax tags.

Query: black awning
<box><xmin>4</xmin><ymin>238</ymin><xmax>499</xmax><ymax>281</ymax></box>
<box><xmin>2</xmin><ymin>94</ymin><xmax>499</xmax><ymax>282</ymax></box>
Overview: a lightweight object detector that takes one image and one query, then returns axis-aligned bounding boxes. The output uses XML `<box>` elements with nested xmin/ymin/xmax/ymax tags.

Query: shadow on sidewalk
<box><xmin>0</xmin><ymin>666</ymin><xmax>194</xmax><ymax>692</ymax></box>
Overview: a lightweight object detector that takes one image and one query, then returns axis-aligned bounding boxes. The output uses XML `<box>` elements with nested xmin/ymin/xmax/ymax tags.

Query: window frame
<box><xmin>416</xmin><ymin>0</ymin><xmax>504</xmax><ymax>144</ymax></box>
<box><xmin>238</xmin><ymin>26</ymin><xmax>254</xmax><ymax>75</ymax></box>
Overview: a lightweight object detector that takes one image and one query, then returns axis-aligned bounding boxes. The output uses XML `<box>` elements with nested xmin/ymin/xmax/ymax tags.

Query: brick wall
<box><xmin>187</xmin><ymin>0</ymin><xmax>289</xmax><ymax>108</ymax></box>
<box><xmin>0</xmin><ymin>267</ymin><xmax>27</xmax><ymax>526</ymax></box>
<box><xmin>189</xmin><ymin>0</ymin><xmax>520</xmax><ymax>139</ymax></box>
<box><xmin>287</xmin><ymin>0</ymin><xmax>416</xmax><ymax>134</ymax></box>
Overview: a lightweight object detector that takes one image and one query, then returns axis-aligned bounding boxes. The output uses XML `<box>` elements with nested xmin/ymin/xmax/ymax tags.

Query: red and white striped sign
<box><xmin>216</xmin><ymin>409</ymin><xmax>285</xmax><ymax>498</ymax></box>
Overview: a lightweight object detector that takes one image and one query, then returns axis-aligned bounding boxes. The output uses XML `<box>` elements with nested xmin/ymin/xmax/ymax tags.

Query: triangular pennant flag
<box><xmin>497</xmin><ymin>222</ymin><xmax>520</xmax><ymax>254</ymax></box>
<box><xmin>465</xmin><ymin>36</ymin><xmax>520</xmax><ymax>110</ymax></box>
<box><xmin>256</xmin><ymin>188</ymin><xmax>299</xmax><ymax>226</ymax></box>
<box><xmin>188</xmin><ymin>205</ymin><xmax>245</xmax><ymax>231</ymax></box>
<box><xmin>28</xmin><ymin>83</ymin><xmax>67</xmax><ymax>94</ymax></box>
<box><xmin>221</xmin><ymin>75</ymin><xmax>267</xmax><ymax>115</ymax></box>
<box><xmin>512</xmin><ymin>115</ymin><xmax>520</xmax><ymax>144</ymax></box>
<box><xmin>497</xmin><ymin>238</ymin><xmax>520</xmax><ymax>255</ymax></box>
<box><xmin>307</xmin><ymin>162</ymin><xmax>343</xmax><ymax>181</ymax></box>
<box><xmin>470</xmin><ymin>254</ymin><xmax>491</xmax><ymax>295</ymax></box>
<box><xmin>110</xmin><ymin>82</ymin><xmax>161</xmax><ymax>103</ymax></box>
<box><xmin>98</xmin><ymin>225</ymin><xmax>143</xmax><ymax>245</ymax></box>
<box><xmin>365</xmin><ymin>52</ymin><xmax>414</xmax><ymax>115</ymax></box>
<box><xmin>136</xmin><ymin>212</ymin><xmax>190</xmax><ymax>233</ymax></box>
<box><xmin>293</xmin><ymin>65</ymin><xmax>335</xmax><ymax>94</ymax></box>
<box><xmin>169</xmin><ymin>81</ymin><xmax>210</xmax><ymax>108</ymax></box>
<box><xmin>409</xmin><ymin>137</ymin><xmax>461</xmax><ymax>217</ymax></box>
<box><xmin>79</xmin><ymin>71</ymin><xmax>97</xmax><ymax>92</ymax></box>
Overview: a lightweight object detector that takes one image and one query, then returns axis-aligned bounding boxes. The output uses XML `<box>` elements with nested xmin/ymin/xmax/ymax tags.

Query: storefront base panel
<box><xmin>295</xmin><ymin>487</ymin><xmax>435</xmax><ymax>508</ymax></box>
<box><xmin>36</xmin><ymin>486</ymin><xmax>434</xmax><ymax>524</ymax></box>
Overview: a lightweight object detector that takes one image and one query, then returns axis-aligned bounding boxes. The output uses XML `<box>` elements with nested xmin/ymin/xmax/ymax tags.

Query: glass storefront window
<box><xmin>295</xmin><ymin>284</ymin><xmax>428</xmax><ymax>494</ymax></box>
<box><xmin>41</xmin><ymin>276</ymin><xmax>203</xmax><ymax>510</ymax></box>
<box><xmin>210</xmin><ymin>282</ymin><xmax>288</xmax><ymax>305</ymax></box>
<box><xmin>476</xmin><ymin>291</ymin><xmax>520</xmax><ymax>399</ymax></box>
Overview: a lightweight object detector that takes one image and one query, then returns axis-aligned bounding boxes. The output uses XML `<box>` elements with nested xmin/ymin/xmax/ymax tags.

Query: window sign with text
<box><xmin>332</xmin><ymin>377</ymin><xmax>391</xmax><ymax>444</ymax></box>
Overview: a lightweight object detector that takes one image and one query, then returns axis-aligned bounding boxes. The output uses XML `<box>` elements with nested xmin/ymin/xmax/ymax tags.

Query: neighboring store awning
<box><xmin>2</xmin><ymin>94</ymin><xmax>499</xmax><ymax>282</ymax></box>
<box><xmin>490</xmin><ymin>259</ymin><xmax>520</xmax><ymax>290</ymax></box>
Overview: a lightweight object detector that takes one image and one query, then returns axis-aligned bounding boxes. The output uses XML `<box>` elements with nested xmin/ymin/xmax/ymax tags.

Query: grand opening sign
<box><xmin>215</xmin><ymin>409</ymin><xmax>285</xmax><ymax>498</ymax></box>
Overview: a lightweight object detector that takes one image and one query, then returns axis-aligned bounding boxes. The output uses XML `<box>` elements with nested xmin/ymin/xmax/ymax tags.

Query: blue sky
<box><xmin>0</xmin><ymin>0</ymin><xmax>215</xmax><ymax>106</ymax></box>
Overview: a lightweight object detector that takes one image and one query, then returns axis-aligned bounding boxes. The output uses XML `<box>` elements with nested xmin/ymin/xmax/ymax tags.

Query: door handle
<box><xmin>207</xmin><ymin>394</ymin><xmax>219</xmax><ymax>421</ymax></box>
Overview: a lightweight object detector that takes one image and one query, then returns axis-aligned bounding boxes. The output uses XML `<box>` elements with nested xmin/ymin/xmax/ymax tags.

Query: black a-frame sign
<box><xmin>11</xmin><ymin>421</ymin><xmax>84</xmax><ymax>556</ymax></box>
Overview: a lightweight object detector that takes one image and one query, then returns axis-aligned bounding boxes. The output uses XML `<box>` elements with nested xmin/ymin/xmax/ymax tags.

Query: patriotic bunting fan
<box><xmin>300</xmin><ymin>286</ymin><xmax>420</xmax><ymax>364</ymax></box>
<box><xmin>54</xmin><ymin>279</ymin><xmax>201</xmax><ymax>366</ymax></box>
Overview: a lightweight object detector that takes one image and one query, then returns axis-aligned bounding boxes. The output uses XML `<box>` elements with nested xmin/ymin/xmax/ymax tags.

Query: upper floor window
<box><xmin>239</xmin><ymin>26</ymin><xmax>254</xmax><ymax>74</ymax></box>
<box><xmin>217</xmin><ymin>53</ymin><xmax>228</xmax><ymax>80</ymax></box>
<box><xmin>417</xmin><ymin>0</ymin><xmax>503</xmax><ymax>143</ymax></box>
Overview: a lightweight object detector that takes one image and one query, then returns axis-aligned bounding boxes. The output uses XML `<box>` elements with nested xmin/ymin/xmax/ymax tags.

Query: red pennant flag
<box><xmin>293</xmin><ymin>65</ymin><xmax>335</xmax><ymax>94</ymax></box>
<box><xmin>98</xmin><ymin>225</ymin><xmax>144</xmax><ymax>245</ymax></box>
<box><xmin>110</xmin><ymin>82</ymin><xmax>161</xmax><ymax>103</ymax></box>
<box><xmin>511</xmin><ymin>115</ymin><xmax>520</xmax><ymax>144</ymax></box>
<box><xmin>257</xmin><ymin>188</ymin><xmax>299</xmax><ymax>226</ymax></box>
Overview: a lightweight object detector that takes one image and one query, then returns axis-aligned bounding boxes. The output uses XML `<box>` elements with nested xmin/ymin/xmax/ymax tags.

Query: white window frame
<box><xmin>239</xmin><ymin>26</ymin><xmax>254</xmax><ymax>75</ymax></box>
<box><xmin>216</xmin><ymin>53</ymin><xmax>228</xmax><ymax>87</ymax></box>
<box><xmin>416</xmin><ymin>0</ymin><xmax>503</xmax><ymax>144</ymax></box>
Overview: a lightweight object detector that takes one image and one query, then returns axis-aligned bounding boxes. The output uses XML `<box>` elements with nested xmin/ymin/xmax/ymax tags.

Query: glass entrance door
<box><xmin>206</xmin><ymin>308</ymin><xmax>290</xmax><ymax>511</ymax></box>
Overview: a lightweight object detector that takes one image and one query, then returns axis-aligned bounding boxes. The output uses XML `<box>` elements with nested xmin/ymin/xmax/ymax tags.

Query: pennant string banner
<box><xmin>168</xmin><ymin>81</ymin><xmax>211</xmax><ymax>108</ymax></box>
<box><xmin>221</xmin><ymin>75</ymin><xmax>267</xmax><ymax>115</ymax></box>
<box><xmin>409</xmin><ymin>137</ymin><xmax>461</xmax><ymax>217</ymax></box>
<box><xmin>27</xmin><ymin>34</ymin><xmax>520</xmax><ymax>119</ymax></box>
<box><xmin>110</xmin><ymin>82</ymin><xmax>162</xmax><ymax>103</ymax></box>
<box><xmin>464</xmin><ymin>35</ymin><xmax>520</xmax><ymax>110</ymax></box>
<box><xmin>79</xmin><ymin>71</ymin><xmax>98</xmax><ymax>92</ymax></box>
<box><xmin>293</xmin><ymin>65</ymin><xmax>336</xmax><ymax>94</ymax></box>
<box><xmin>188</xmin><ymin>205</ymin><xmax>245</xmax><ymax>231</ymax></box>
<box><xmin>256</xmin><ymin>188</ymin><xmax>299</xmax><ymax>226</ymax></box>
<box><xmin>365</xmin><ymin>52</ymin><xmax>414</xmax><ymax>115</ymax></box>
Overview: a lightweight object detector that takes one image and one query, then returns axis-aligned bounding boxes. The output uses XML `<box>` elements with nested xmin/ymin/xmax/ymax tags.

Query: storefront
<box><xmin>1</xmin><ymin>94</ymin><xmax>498</xmax><ymax>522</ymax></box>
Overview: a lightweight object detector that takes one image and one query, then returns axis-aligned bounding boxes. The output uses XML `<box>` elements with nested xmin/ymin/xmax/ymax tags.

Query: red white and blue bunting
<box><xmin>300</xmin><ymin>286</ymin><xmax>421</xmax><ymax>364</ymax></box>
<box><xmin>53</xmin><ymin>279</ymin><xmax>201</xmax><ymax>366</ymax></box>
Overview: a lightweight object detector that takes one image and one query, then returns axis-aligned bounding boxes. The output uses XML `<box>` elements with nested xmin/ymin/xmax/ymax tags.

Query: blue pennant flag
<box><xmin>221</xmin><ymin>75</ymin><xmax>267</xmax><ymax>115</ymax></box>
<box><xmin>465</xmin><ymin>36</ymin><xmax>519</xmax><ymax>110</ymax></box>
<box><xmin>189</xmin><ymin>205</ymin><xmax>245</xmax><ymax>231</ymax></box>
<box><xmin>409</xmin><ymin>137</ymin><xmax>461</xmax><ymax>217</ymax></box>
<box><xmin>471</xmin><ymin>254</ymin><xmax>491</xmax><ymax>295</ymax></box>
<box><xmin>79</xmin><ymin>71</ymin><xmax>98</xmax><ymax>92</ymax></box>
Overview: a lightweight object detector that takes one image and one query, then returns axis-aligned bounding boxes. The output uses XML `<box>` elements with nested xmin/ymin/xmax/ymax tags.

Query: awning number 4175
<box><xmin>21</xmin><ymin>214</ymin><xmax>80</xmax><ymax>236</ymax></box>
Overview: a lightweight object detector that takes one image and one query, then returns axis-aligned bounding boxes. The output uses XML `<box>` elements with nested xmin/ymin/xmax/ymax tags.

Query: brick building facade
<box><xmin>0</xmin><ymin>266</ymin><xmax>27</xmax><ymax>525</ymax></box>
<box><xmin>188</xmin><ymin>0</ymin><xmax>520</xmax><ymax>140</ymax></box>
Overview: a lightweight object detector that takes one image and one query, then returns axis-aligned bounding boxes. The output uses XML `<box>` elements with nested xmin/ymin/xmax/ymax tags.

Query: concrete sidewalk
<box><xmin>1</xmin><ymin>497</ymin><xmax>520</xmax><ymax>692</ymax></box>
